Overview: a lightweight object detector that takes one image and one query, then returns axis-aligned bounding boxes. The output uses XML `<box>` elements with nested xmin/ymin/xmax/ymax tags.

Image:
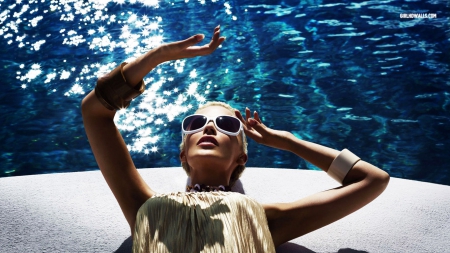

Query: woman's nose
<box><xmin>203</xmin><ymin>121</ymin><xmax>217</xmax><ymax>134</ymax></box>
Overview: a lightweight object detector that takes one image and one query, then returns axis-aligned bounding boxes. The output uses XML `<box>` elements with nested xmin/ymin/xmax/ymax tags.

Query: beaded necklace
<box><xmin>186</xmin><ymin>184</ymin><xmax>231</xmax><ymax>192</ymax></box>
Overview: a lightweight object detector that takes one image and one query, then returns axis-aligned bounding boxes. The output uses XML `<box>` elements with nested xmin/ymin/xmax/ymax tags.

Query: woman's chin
<box><xmin>190</xmin><ymin>150</ymin><xmax>230</xmax><ymax>164</ymax></box>
<box><xmin>193</xmin><ymin>150</ymin><xmax>222</xmax><ymax>158</ymax></box>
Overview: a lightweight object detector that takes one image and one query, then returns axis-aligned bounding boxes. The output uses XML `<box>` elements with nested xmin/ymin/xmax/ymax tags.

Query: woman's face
<box><xmin>180</xmin><ymin>105</ymin><xmax>246</xmax><ymax>176</ymax></box>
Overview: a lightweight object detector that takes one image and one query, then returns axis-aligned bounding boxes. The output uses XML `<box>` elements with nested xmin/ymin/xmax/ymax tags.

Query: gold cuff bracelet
<box><xmin>95</xmin><ymin>62</ymin><xmax>145</xmax><ymax>110</ymax></box>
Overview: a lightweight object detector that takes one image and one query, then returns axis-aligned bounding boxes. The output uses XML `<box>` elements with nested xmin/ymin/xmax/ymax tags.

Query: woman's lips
<box><xmin>197</xmin><ymin>136</ymin><xmax>218</xmax><ymax>146</ymax></box>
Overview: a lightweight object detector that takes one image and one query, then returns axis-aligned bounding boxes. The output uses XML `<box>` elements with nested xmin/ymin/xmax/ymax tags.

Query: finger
<box><xmin>235</xmin><ymin>110</ymin><xmax>246</xmax><ymax>124</ymax></box>
<box><xmin>254</xmin><ymin>111</ymin><xmax>262</xmax><ymax>123</ymax></box>
<box><xmin>212</xmin><ymin>29</ymin><xmax>220</xmax><ymax>41</ymax></box>
<box><xmin>212</xmin><ymin>26</ymin><xmax>221</xmax><ymax>42</ymax></box>
<box><xmin>214</xmin><ymin>25</ymin><xmax>220</xmax><ymax>33</ymax></box>
<box><xmin>177</xmin><ymin>34</ymin><xmax>205</xmax><ymax>49</ymax></box>
<box><xmin>210</xmin><ymin>25</ymin><xmax>226</xmax><ymax>45</ymax></box>
<box><xmin>210</xmin><ymin>36</ymin><xmax>225</xmax><ymax>50</ymax></box>
<box><xmin>213</xmin><ymin>28</ymin><xmax>220</xmax><ymax>40</ymax></box>
<box><xmin>245</xmin><ymin>107</ymin><xmax>251</xmax><ymax>122</ymax></box>
<box><xmin>209</xmin><ymin>30</ymin><xmax>222</xmax><ymax>49</ymax></box>
<box><xmin>248</xmin><ymin>117</ymin><xmax>266</xmax><ymax>133</ymax></box>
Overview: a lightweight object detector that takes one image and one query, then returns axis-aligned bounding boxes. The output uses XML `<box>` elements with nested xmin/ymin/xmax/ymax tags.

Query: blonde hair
<box><xmin>179</xmin><ymin>101</ymin><xmax>248</xmax><ymax>186</ymax></box>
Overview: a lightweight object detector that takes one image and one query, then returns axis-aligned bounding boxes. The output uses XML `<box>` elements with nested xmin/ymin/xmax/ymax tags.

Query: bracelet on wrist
<box><xmin>95</xmin><ymin>62</ymin><xmax>146</xmax><ymax>111</ymax></box>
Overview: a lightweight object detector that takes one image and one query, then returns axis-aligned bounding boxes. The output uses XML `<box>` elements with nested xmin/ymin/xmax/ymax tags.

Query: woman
<box><xmin>82</xmin><ymin>26</ymin><xmax>390</xmax><ymax>252</ymax></box>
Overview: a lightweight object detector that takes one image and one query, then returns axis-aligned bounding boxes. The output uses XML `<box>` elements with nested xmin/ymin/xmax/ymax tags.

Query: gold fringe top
<box><xmin>132</xmin><ymin>192</ymin><xmax>276</xmax><ymax>253</ymax></box>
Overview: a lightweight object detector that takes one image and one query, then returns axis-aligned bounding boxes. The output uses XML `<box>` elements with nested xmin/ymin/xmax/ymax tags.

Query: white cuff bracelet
<box><xmin>327</xmin><ymin>149</ymin><xmax>361</xmax><ymax>184</ymax></box>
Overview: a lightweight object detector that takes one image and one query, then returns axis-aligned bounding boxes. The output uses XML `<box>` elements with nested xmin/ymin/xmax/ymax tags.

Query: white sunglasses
<box><xmin>181</xmin><ymin>114</ymin><xmax>243</xmax><ymax>137</ymax></box>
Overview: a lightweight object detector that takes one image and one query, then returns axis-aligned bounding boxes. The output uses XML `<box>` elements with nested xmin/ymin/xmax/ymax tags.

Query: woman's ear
<box><xmin>179</xmin><ymin>150</ymin><xmax>186</xmax><ymax>162</ymax></box>
<box><xmin>237</xmin><ymin>153</ymin><xmax>248</xmax><ymax>165</ymax></box>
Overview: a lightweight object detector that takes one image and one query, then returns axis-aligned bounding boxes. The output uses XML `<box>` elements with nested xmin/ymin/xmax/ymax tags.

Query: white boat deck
<box><xmin>1</xmin><ymin>168</ymin><xmax>449</xmax><ymax>253</ymax></box>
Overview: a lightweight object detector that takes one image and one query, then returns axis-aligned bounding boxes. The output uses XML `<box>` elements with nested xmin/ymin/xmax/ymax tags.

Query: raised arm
<box><xmin>81</xmin><ymin>26</ymin><xmax>225</xmax><ymax>233</ymax></box>
<box><xmin>236</xmin><ymin>108</ymin><xmax>390</xmax><ymax>246</ymax></box>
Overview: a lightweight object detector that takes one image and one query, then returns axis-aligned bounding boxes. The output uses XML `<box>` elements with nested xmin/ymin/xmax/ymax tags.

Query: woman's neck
<box><xmin>189</xmin><ymin>168</ymin><xmax>231</xmax><ymax>187</ymax></box>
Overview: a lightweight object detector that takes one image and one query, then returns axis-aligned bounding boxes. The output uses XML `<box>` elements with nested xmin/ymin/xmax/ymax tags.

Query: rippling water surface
<box><xmin>0</xmin><ymin>0</ymin><xmax>449</xmax><ymax>185</ymax></box>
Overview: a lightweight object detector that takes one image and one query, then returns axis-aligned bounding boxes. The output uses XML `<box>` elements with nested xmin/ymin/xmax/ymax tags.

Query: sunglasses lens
<box><xmin>216</xmin><ymin>116</ymin><xmax>241</xmax><ymax>133</ymax></box>
<box><xmin>183</xmin><ymin>115</ymin><xmax>207</xmax><ymax>131</ymax></box>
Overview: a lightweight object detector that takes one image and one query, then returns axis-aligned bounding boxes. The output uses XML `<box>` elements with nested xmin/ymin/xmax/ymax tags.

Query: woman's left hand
<box><xmin>235</xmin><ymin>108</ymin><xmax>289</xmax><ymax>150</ymax></box>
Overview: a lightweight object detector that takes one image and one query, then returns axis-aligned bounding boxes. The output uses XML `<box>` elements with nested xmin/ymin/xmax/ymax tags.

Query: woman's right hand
<box><xmin>158</xmin><ymin>25</ymin><xmax>226</xmax><ymax>62</ymax></box>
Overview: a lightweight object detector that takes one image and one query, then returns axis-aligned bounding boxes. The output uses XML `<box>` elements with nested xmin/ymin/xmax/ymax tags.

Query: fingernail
<box><xmin>246</xmin><ymin>107</ymin><xmax>249</xmax><ymax>110</ymax></box>
<box><xmin>197</xmin><ymin>34</ymin><xmax>205</xmax><ymax>41</ymax></box>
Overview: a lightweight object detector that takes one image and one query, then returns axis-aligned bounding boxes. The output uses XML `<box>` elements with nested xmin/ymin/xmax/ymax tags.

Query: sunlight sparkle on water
<box><xmin>60</xmin><ymin>70</ymin><xmax>71</xmax><ymax>80</ymax></box>
<box><xmin>45</xmin><ymin>72</ymin><xmax>57</xmax><ymax>83</ymax></box>
<box><xmin>1</xmin><ymin>0</ymin><xmax>225</xmax><ymax>154</ymax></box>
<box><xmin>141</xmin><ymin>0</ymin><xmax>159</xmax><ymax>8</ymax></box>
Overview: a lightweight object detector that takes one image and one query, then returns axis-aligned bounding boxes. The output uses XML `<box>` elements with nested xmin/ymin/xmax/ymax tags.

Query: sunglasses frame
<box><xmin>181</xmin><ymin>114</ymin><xmax>244</xmax><ymax>138</ymax></box>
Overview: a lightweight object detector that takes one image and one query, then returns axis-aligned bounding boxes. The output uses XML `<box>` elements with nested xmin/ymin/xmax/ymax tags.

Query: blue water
<box><xmin>0</xmin><ymin>0</ymin><xmax>449</xmax><ymax>185</ymax></box>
